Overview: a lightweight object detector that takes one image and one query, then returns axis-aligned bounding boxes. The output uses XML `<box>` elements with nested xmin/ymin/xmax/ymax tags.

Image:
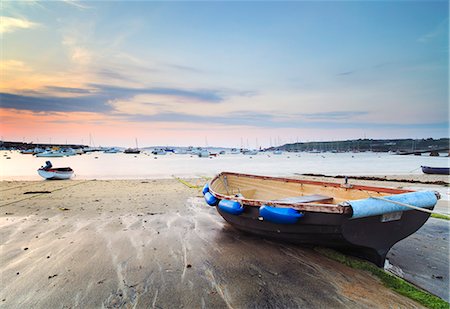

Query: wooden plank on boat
<box><xmin>217</xmin><ymin>172</ymin><xmax>411</xmax><ymax>195</ymax></box>
<box><xmin>272</xmin><ymin>194</ymin><xmax>333</xmax><ymax>203</ymax></box>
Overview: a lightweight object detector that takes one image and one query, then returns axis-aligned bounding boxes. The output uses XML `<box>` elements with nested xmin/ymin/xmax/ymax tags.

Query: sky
<box><xmin>1</xmin><ymin>1</ymin><xmax>448</xmax><ymax>148</ymax></box>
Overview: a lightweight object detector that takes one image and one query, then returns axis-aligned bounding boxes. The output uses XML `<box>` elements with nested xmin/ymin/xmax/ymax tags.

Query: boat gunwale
<box><xmin>209</xmin><ymin>172</ymin><xmax>413</xmax><ymax>214</ymax></box>
<box><xmin>38</xmin><ymin>168</ymin><xmax>73</xmax><ymax>173</ymax></box>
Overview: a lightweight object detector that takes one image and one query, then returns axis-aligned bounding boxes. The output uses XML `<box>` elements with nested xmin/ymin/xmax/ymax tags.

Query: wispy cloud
<box><xmin>164</xmin><ymin>63</ymin><xmax>205</xmax><ymax>74</ymax></box>
<box><xmin>0</xmin><ymin>92</ymin><xmax>112</xmax><ymax>113</ymax></box>
<box><xmin>0</xmin><ymin>84</ymin><xmax>237</xmax><ymax>114</ymax></box>
<box><xmin>62</xmin><ymin>0</ymin><xmax>92</xmax><ymax>10</ymax></box>
<box><xmin>120</xmin><ymin>111</ymin><xmax>447</xmax><ymax>131</ymax></box>
<box><xmin>0</xmin><ymin>60</ymin><xmax>32</xmax><ymax>72</ymax></box>
<box><xmin>337</xmin><ymin>70</ymin><xmax>356</xmax><ymax>76</ymax></box>
<box><xmin>301</xmin><ymin>111</ymin><xmax>368</xmax><ymax>120</ymax></box>
<box><xmin>417</xmin><ymin>18</ymin><xmax>448</xmax><ymax>43</ymax></box>
<box><xmin>0</xmin><ymin>16</ymin><xmax>39</xmax><ymax>33</ymax></box>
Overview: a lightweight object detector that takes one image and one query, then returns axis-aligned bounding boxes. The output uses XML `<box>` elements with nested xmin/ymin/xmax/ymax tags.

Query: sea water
<box><xmin>1</xmin><ymin>150</ymin><xmax>448</xmax><ymax>181</ymax></box>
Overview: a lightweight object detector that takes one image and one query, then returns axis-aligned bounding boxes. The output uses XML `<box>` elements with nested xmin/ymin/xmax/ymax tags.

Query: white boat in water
<box><xmin>151</xmin><ymin>148</ymin><xmax>167</xmax><ymax>155</ymax></box>
<box><xmin>242</xmin><ymin>149</ymin><xmax>258</xmax><ymax>155</ymax></box>
<box><xmin>35</xmin><ymin>151</ymin><xmax>65</xmax><ymax>157</ymax></box>
<box><xmin>104</xmin><ymin>147</ymin><xmax>120</xmax><ymax>153</ymax></box>
<box><xmin>198</xmin><ymin>150</ymin><xmax>210</xmax><ymax>157</ymax></box>
<box><xmin>37</xmin><ymin>161</ymin><xmax>74</xmax><ymax>180</ymax></box>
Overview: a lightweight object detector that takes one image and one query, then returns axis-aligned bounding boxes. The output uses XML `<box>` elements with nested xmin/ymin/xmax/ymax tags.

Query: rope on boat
<box><xmin>367</xmin><ymin>194</ymin><xmax>450</xmax><ymax>219</ymax></box>
<box><xmin>0</xmin><ymin>180</ymin><xmax>93</xmax><ymax>208</ymax></box>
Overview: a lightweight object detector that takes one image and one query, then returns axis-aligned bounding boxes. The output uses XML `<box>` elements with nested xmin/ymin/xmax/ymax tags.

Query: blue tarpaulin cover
<box><xmin>349</xmin><ymin>191</ymin><xmax>437</xmax><ymax>219</ymax></box>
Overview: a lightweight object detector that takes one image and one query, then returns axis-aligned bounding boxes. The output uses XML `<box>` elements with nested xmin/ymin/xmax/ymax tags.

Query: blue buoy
<box><xmin>204</xmin><ymin>192</ymin><xmax>219</xmax><ymax>206</ymax></box>
<box><xmin>202</xmin><ymin>183</ymin><xmax>210</xmax><ymax>195</ymax></box>
<box><xmin>218</xmin><ymin>199</ymin><xmax>244</xmax><ymax>215</ymax></box>
<box><xmin>259</xmin><ymin>206</ymin><xmax>303</xmax><ymax>224</ymax></box>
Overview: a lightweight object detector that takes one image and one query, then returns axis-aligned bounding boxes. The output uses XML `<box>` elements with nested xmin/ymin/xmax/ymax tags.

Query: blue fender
<box><xmin>204</xmin><ymin>192</ymin><xmax>219</xmax><ymax>206</ymax></box>
<box><xmin>349</xmin><ymin>191</ymin><xmax>438</xmax><ymax>219</ymax></box>
<box><xmin>259</xmin><ymin>206</ymin><xmax>303</xmax><ymax>224</ymax></box>
<box><xmin>202</xmin><ymin>183</ymin><xmax>210</xmax><ymax>195</ymax></box>
<box><xmin>218</xmin><ymin>199</ymin><xmax>244</xmax><ymax>215</ymax></box>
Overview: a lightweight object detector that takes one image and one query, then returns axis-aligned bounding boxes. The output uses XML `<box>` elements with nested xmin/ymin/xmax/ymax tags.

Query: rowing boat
<box><xmin>421</xmin><ymin>165</ymin><xmax>450</xmax><ymax>175</ymax></box>
<box><xmin>202</xmin><ymin>172</ymin><xmax>439</xmax><ymax>266</ymax></box>
<box><xmin>37</xmin><ymin>161</ymin><xmax>74</xmax><ymax>180</ymax></box>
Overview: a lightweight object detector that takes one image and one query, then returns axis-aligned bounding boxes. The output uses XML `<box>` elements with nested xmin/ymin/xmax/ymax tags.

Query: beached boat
<box><xmin>421</xmin><ymin>166</ymin><xmax>450</xmax><ymax>175</ymax></box>
<box><xmin>37</xmin><ymin>161</ymin><xmax>73</xmax><ymax>180</ymax></box>
<box><xmin>203</xmin><ymin>172</ymin><xmax>439</xmax><ymax>267</ymax></box>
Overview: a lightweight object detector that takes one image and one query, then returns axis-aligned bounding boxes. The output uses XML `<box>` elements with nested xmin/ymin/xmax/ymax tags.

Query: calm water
<box><xmin>1</xmin><ymin>150</ymin><xmax>449</xmax><ymax>181</ymax></box>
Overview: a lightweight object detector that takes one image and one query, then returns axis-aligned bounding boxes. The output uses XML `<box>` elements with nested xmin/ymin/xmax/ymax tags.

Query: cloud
<box><xmin>90</xmin><ymin>84</ymin><xmax>227</xmax><ymax>103</ymax></box>
<box><xmin>0</xmin><ymin>84</ymin><xmax>236</xmax><ymax>114</ymax></box>
<box><xmin>120</xmin><ymin>111</ymin><xmax>447</xmax><ymax>131</ymax></box>
<box><xmin>300</xmin><ymin>111</ymin><xmax>368</xmax><ymax>120</ymax></box>
<box><xmin>62</xmin><ymin>0</ymin><xmax>92</xmax><ymax>10</ymax></box>
<box><xmin>164</xmin><ymin>63</ymin><xmax>205</xmax><ymax>74</ymax></box>
<box><xmin>0</xmin><ymin>60</ymin><xmax>32</xmax><ymax>72</ymax></box>
<box><xmin>417</xmin><ymin>18</ymin><xmax>448</xmax><ymax>43</ymax></box>
<box><xmin>337</xmin><ymin>70</ymin><xmax>356</xmax><ymax>76</ymax></box>
<box><xmin>44</xmin><ymin>86</ymin><xmax>94</xmax><ymax>94</ymax></box>
<box><xmin>0</xmin><ymin>16</ymin><xmax>39</xmax><ymax>33</ymax></box>
<box><xmin>0</xmin><ymin>92</ymin><xmax>113</xmax><ymax>113</ymax></box>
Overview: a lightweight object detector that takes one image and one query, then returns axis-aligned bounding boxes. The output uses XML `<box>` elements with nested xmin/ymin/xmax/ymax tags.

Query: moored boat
<box><xmin>203</xmin><ymin>172</ymin><xmax>439</xmax><ymax>267</ymax></box>
<box><xmin>421</xmin><ymin>165</ymin><xmax>450</xmax><ymax>175</ymax></box>
<box><xmin>198</xmin><ymin>150</ymin><xmax>210</xmax><ymax>157</ymax></box>
<box><xmin>104</xmin><ymin>147</ymin><xmax>120</xmax><ymax>153</ymax></box>
<box><xmin>35</xmin><ymin>150</ymin><xmax>65</xmax><ymax>157</ymax></box>
<box><xmin>242</xmin><ymin>149</ymin><xmax>258</xmax><ymax>155</ymax></box>
<box><xmin>37</xmin><ymin>161</ymin><xmax>74</xmax><ymax>180</ymax></box>
<box><xmin>124</xmin><ymin>148</ymin><xmax>140</xmax><ymax>154</ymax></box>
<box><xmin>151</xmin><ymin>148</ymin><xmax>167</xmax><ymax>155</ymax></box>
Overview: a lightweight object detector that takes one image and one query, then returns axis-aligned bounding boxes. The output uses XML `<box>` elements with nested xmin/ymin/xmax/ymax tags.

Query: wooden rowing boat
<box><xmin>203</xmin><ymin>172</ymin><xmax>439</xmax><ymax>266</ymax></box>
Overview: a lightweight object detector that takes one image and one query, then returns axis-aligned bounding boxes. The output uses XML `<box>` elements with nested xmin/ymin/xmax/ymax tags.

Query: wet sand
<box><xmin>0</xmin><ymin>178</ymin><xmax>448</xmax><ymax>308</ymax></box>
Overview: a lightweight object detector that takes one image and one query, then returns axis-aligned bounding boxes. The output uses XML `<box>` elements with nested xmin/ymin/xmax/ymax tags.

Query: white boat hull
<box><xmin>38</xmin><ymin>169</ymin><xmax>73</xmax><ymax>180</ymax></box>
<box><xmin>35</xmin><ymin>152</ymin><xmax>65</xmax><ymax>157</ymax></box>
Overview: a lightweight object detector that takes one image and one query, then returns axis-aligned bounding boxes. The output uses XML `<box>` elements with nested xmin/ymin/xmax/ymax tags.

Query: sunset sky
<box><xmin>1</xmin><ymin>1</ymin><xmax>448</xmax><ymax>147</ymax></box>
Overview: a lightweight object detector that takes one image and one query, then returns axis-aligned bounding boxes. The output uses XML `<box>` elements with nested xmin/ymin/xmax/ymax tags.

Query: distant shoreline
<box><xmin>297</xmin><ymin>173</ymin><xmax>449</xmax><ymax>186</ymax></box>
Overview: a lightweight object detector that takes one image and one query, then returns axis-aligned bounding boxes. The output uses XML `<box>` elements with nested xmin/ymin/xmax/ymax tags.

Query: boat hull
<box><xmin>38</xmin><ymin>169</ymin><xmax>73</xmax><ymax>180</ymax></box>
<box><xmin>216</xmin><ymin>205</ymin><xmax>432</xmax><ymax>267</ymax></box>
<box><xmin>421</xmin><ymin>166</ymin><xmax>450</xmax><ymax>175</ymax></box>
<box><xmin>35</xmin><ymin>152</ymin><xmax>65</xmax><ymax>157</ymax></box>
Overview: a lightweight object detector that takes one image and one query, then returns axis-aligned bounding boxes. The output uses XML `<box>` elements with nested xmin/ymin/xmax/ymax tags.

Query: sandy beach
<box><xmin>0</xmin><ymin>176</ymin><xmax>448</xmax><ymax>308</ymax></box>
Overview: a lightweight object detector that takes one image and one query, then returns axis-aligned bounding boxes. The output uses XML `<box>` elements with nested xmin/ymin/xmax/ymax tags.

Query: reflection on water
<box><xmin>1</xmin><ymin>150</ymin><xmax>449</xmax><ymax>180</ymax></box>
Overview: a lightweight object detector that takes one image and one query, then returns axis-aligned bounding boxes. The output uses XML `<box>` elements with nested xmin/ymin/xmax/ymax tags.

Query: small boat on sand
<box><xmin>37</xmin><ymin>161</ymin><xmax>74</xmax><ymax>180</ymax></box>
<box><xmin>203</xmin><ymin>172</ymin><xmax>439</xmax><ymax>266</ymax></box>
<box><xmin>421</xmin><ymin>166</ymin><xmax>450</xmax><ymax>175</ymax></box>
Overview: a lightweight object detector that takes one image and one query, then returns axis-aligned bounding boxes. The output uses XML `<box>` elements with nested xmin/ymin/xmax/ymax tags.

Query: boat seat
<box><xmin>273</xmin><ymin>194</ymin><xmax>334</xmax><ymax>203</ymax></box>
